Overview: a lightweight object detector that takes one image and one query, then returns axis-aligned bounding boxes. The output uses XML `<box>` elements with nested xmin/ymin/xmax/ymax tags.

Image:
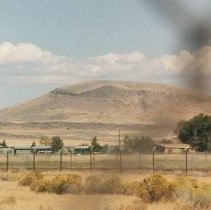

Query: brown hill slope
<box><xmin>0</xmin><ymin>80</ymin><xmax>210</xmax><ymax>125</ymax></box>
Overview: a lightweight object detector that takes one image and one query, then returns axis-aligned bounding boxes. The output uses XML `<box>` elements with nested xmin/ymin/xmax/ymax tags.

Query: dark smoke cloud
<box><xmin>142</xmin><ymin>0</ymin><xmax>211</xmax><ymax>95</ymax></box>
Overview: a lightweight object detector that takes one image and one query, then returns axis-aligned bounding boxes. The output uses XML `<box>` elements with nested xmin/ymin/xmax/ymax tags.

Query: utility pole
<box><xmin>152</xmin><ymin>145</ymin><xmax>157</xmax><ymax>175</ymax></box>
<box><xmin>70</xmin><ymin>152</ymin><xmax>73</xmax><ymax>171</ymax></box>
<box><xmin>118</xmin><ymin>129</ymin><xmax>121</xmax><ymax>152</ymax></box>
<box><xmin>60</xmin><ymin>151</ymin><xmax>63</xmax><ymax>172</ymax></box>
<box><xmin>33</xmin><ymin>152</ymin><xmax>36</xmax><ymax>172</ymax></box>
<box><xmin>185</xmin><ymin>148</ymin><xmax>190</xmax><ymax>176</ymax></box>
<box><xmin>90</xmin><ymin>152</ymin><xmax>93</xmax><ymax>173</ymax></box>
<box><xmin>6</xmin><ymin>152</ymin><xmax>9</xmax><ymax>172</ymax></box>
<box><xmin>119</xmin><ymin>129</ymin><xmax>122</xmax><ymax>173</ymax></box>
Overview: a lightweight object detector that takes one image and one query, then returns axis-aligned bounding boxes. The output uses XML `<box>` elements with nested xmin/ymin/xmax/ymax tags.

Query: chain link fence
<box><xmin>0</xmin><ymin>152</ymin><xmax>211</xmax><ymax>174</ymax></box>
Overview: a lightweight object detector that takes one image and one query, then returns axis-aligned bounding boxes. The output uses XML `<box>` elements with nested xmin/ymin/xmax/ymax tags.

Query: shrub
<box><xmin>118</xmin><ymin>181</ymin><xmax>141</xmax><ymax>195</ymax></box>
<box><xmin>51</xmin><ymin>136</ymin><xmax>64</xmax><ymax>152</ymax></box>
<box><xmin>65</xmin><ymin>174</ymin><xmax>83</xmax><ymax>193</ymax></box>
<box><xmin>30</xmin><ymin>174</ymin><xmax>82</xmax><ymax>194</ymax></box>
<box><xmin>123</xmin><ymin>136</ymin><xmax>154</xmax><ymax>153</ymax></box>
<box><xmin>85</xmin><ymin>174</ymin><xmax>121</xmax><ymax>194</ymax></box>
<box><xmin>30</xmin><ymin>179</ymin><xmax>51</xmax><ymax>193</ymax></box>
<box><xmin>174</xmin><ymin>176</ymin><xmax>211</xmax><ymax>209</ymax></box>
<box><xmin>136</xmin><ymin>174</ymin><xmax>175</xmax><ymax>202</ymax></box>
<box><xmin>48</xmin><ymin>174</ymin><xmax>82</xmax><ymax>194</ymax></box>
<box><xmin>18</xmin><ymin>172</ymin><xmax>43</xmax><ymax>186</ymax></box>
<box><xmin>190</xmin><ymin>186</ymin><xmax>211</xmax><ymax>209</ymax></box>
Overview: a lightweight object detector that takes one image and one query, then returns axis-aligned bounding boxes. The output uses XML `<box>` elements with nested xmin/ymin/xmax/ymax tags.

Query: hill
<box><xmin>0</xmin><ymin>81</ymin><xmax>210</xmax><ymax>145</ymax></box>
<box><xmin>0</xmin><ymin>80</ymin><xmax>210</xmax><ymax>124</ymax></box>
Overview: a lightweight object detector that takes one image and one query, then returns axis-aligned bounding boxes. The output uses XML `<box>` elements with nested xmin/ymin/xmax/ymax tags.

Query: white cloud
<box><xmin>0</xmin><ymin>42</ymin><xmax>64</xmax><ymax>64</ymax></box>
<box><xmin>152</xmin><ymin>50</ymin><xmax>193</xmax><ymax>74</ymax></box>
<box><xmin>0</xmin><ymin>42</ymin><xmax>210</xmax><ymax>94</ymax></box>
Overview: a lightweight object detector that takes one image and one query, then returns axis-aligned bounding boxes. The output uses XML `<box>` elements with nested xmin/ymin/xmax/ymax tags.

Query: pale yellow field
<box><xmin>0</xmin><ymin>121</ymin><xmax>170</xmax><ymax>147</ymax></box>
<box><xmin>1</xmin><ymin>171</ymin><xmax>211</xmax><ymax>210</ymax></box>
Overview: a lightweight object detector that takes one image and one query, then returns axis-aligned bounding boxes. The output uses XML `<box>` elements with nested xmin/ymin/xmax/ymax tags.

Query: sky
<box><xmin>0</xmin><ymin>0</ymin><xmax>210</xmax><ymax>108</ymax></box>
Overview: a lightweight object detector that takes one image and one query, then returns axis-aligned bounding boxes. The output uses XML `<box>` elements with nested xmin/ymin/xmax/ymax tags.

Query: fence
<box><xmin>1</xmin><ymin>152</ymin><xmax>211</xmax><ymax>174</ymax></box>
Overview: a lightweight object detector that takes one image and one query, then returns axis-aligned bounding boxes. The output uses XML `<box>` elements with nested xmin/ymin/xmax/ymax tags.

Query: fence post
<box><xmin>90</xmin><ymin>152</ymin><xmax>92</xmax><ymax>173</ymax></box>
<box><xmin>118</xmin><ymin>129</ymin><xmax>121</xmax><ymax>173</ymax></box>
<box><xmin>33</xmin><ymin>152</ymin><xmax>36</xmax><ymax>172</ymax></box>
<box><xmin>152</xmin><ymin>145</ymin><xmax>156</xmax><ymax>175</ymax></box>
<box><xmin>93</xmin><ymin>152</ymin><xmax>95</xmax><ymax>170</ymax></box>
<box><xmin>6</xmin><ymin>152</ymin><xmax>9</xmax><ymax>172</ymax></box>
<box><xmin>115</xmin><ymin>150</ymin><xmax>118</xmax><ymax>169</ymax></box>
<box><xmin>48</xmin><ymin>154</ymin><xmax>51</xmax><ymax>169</ymax></box>
<box><xmin>139</xmin><ymin>152</ymin><xmax>141</xmax><ymax>169</ymax></box>
<box><xmin>119</xmin><ymin>150</ymin><xmax>122</xmax><ymax>173</ymax></box>
<box><xmin>152</xmin><ymin>150</ymin><xmax>155</xmax><ymax>175</ymax></box>
<box><xmin>27</xmin><ymin>155</ymin><xmax>29</xmax><ymax>169</ymax></box>
<box><xmin>70</xmin><ymin>153</ymin><xmax>73</xmax><ymax>170</ymax></box>
<box><xmin>185</xmin><ymin>149</ymin><xmax>188</xmax><ymax>176</ymax></box>
<box><xmin>60</xmin><ymin>151</ymin><xmax>63</xmax><ymax>172</ymax></box>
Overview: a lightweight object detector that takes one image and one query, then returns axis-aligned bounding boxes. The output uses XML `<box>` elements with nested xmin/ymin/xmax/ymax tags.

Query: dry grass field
<box><xmin>0</xmin><ymin>121</ymin><xmax>174</xmax><ymax>146</ymax></box>
<box><xmin>1</xmin><ymin>170</ymin><xmax>211</xmax><ymax>210</ymax></box>
<box><xmin>0</xmin><ymin>122</ymin><xmax>171</xmax><ymax>148</ymax></box>
<box><xmin>0</xmin><ymin>171</ymin><xmax>145</xmax><ymax>210</ymax></box>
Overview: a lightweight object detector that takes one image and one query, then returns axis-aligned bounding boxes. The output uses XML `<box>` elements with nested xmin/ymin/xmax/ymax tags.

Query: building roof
<box><xmin>33</xmin><ymin>146</ymin><xmax>52</xmax><ymax>150</ymax></box>
<box><xmin>13</xmin><ymin>147</ymin><xmax>32</xmax><ymax>150</ymax></box>
<box><xmin>156</xmin><ymin>143</ymin><xmax>191</xmax><ymax>149</ymax></box>
<box><xmin>73</xmin><ymin>146</ymin><xmax>93</xmax><ymax>149</ymax></box>
<box><xmin>0</xmin><ymin>146</ymin><xmax>9</xmax><ymax>149</ymax></box>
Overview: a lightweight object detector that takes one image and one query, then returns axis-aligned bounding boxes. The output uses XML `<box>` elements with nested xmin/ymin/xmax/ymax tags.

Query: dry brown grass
<box><xmin>0</xmin><ymin>180</ymin><xmax>145</xmax><ymax>210</ymax></box>
<box><xmin>1</xmin><ymin>171</ymin><xmax>211</xmax><ymax>210</ymax></box>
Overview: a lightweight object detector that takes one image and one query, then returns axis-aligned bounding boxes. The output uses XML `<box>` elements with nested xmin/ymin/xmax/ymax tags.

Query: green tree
<box><xmin>51</xmin><ymin>136</ymin><xmax>64</xmax><ymax>153</ymax></box>
<box><xmin>31</xmin><ymin>141</ymin><xmax>36</xmax><ymax>148</ymax></box>
<box><xmin>123</xmin><ymin>136</ymin><xmax>154</xmax><ymax>153</ymax></box>
<box><xmin>2</xmin><ymin>139</ymin><xmax>7</xmax><ymax>147</ymax></box>
<box><xmin>178</xmin><ymin>113</ymin><xmax>211</xmax><ymax>151</ymax></box>
<box><xmin>91</xmin><ymin>136</ymin><xmax>102</xmax><ymax>152</ymax></box>
<box><xmin>39</xmin><ymin>136</ymin><xmax>51</xmax><ymax>146</ymax></box>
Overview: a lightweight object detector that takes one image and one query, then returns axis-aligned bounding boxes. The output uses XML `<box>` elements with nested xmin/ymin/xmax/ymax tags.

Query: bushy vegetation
<box><xmin>177</xmin><ymin>113</ymin><xmax>211</xmax><ymax>151</ymax></box>
<box><xmin>51</xmin><ymin>136</ymin><xmax>64</xmax><ymax>152</ymax></box>
<box><xmin>1</xmin><ymin>139</ymin><xmax>7</xmax><ymax>147</ymax></box>
<box><xmin>39</xmin><ymin>136</ymin><xmax>51</xmax><ymax>146</ymax></box>
<box><xmin>85</xmin><ymin>174</ymin><xmax>121</xmax><ymax>194</ymax></box>
<box><xmin>174</xmin><ymin>176</ymin><xmax>211</xmax><ymax>209</ymax></box>
<box><xmin>30</xmin><ymin>178</ymin><xmax>50</xmax><ymax>193</ymax></box>
<box><xmin>123</xmin><ymin>136</ymin><xmax>154</xmax><ymax>153</ymax></box>
<box><xmin>91</xmin><ymin>136</ymin><xmax>102</xmax><ymax>152</ymax></box>
<box><xmin>136</xmin><ymin>174</ymin><xmax>175</xmax><ymax>202</ymax></box>
<box><xmin>48</xmin><ymin>174</ymin><xmax>82</xmax><ymax>194</ymax></box>
<box><xmin>30</xmin><ymin>174</ymin><xmax>82</xmax><ymax>194</ymax></box>
<box><xmin>118</xmin><ymin>181</ymin><xmax>140</xmax><ymax>195</ymax></box>
<box><xmin>38</xmin><ymin>135</ymin><xmax>64</xmax><ymax>153</ymax></box>
<box><xmin>17</xmin><ymin>172</ymin><xmax>211</xmax><ymax>209</ymax></box>
<box><xmin>18</xmin><ymin>172</ymin><xmax>43</xmax><ymax>186</ymax></box>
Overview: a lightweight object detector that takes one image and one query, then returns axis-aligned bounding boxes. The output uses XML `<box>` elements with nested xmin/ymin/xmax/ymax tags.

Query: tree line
<box><xmin>177</xmin><ymin>113</ymin><xmax>211</xmax><ymax>152</ymax></box>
